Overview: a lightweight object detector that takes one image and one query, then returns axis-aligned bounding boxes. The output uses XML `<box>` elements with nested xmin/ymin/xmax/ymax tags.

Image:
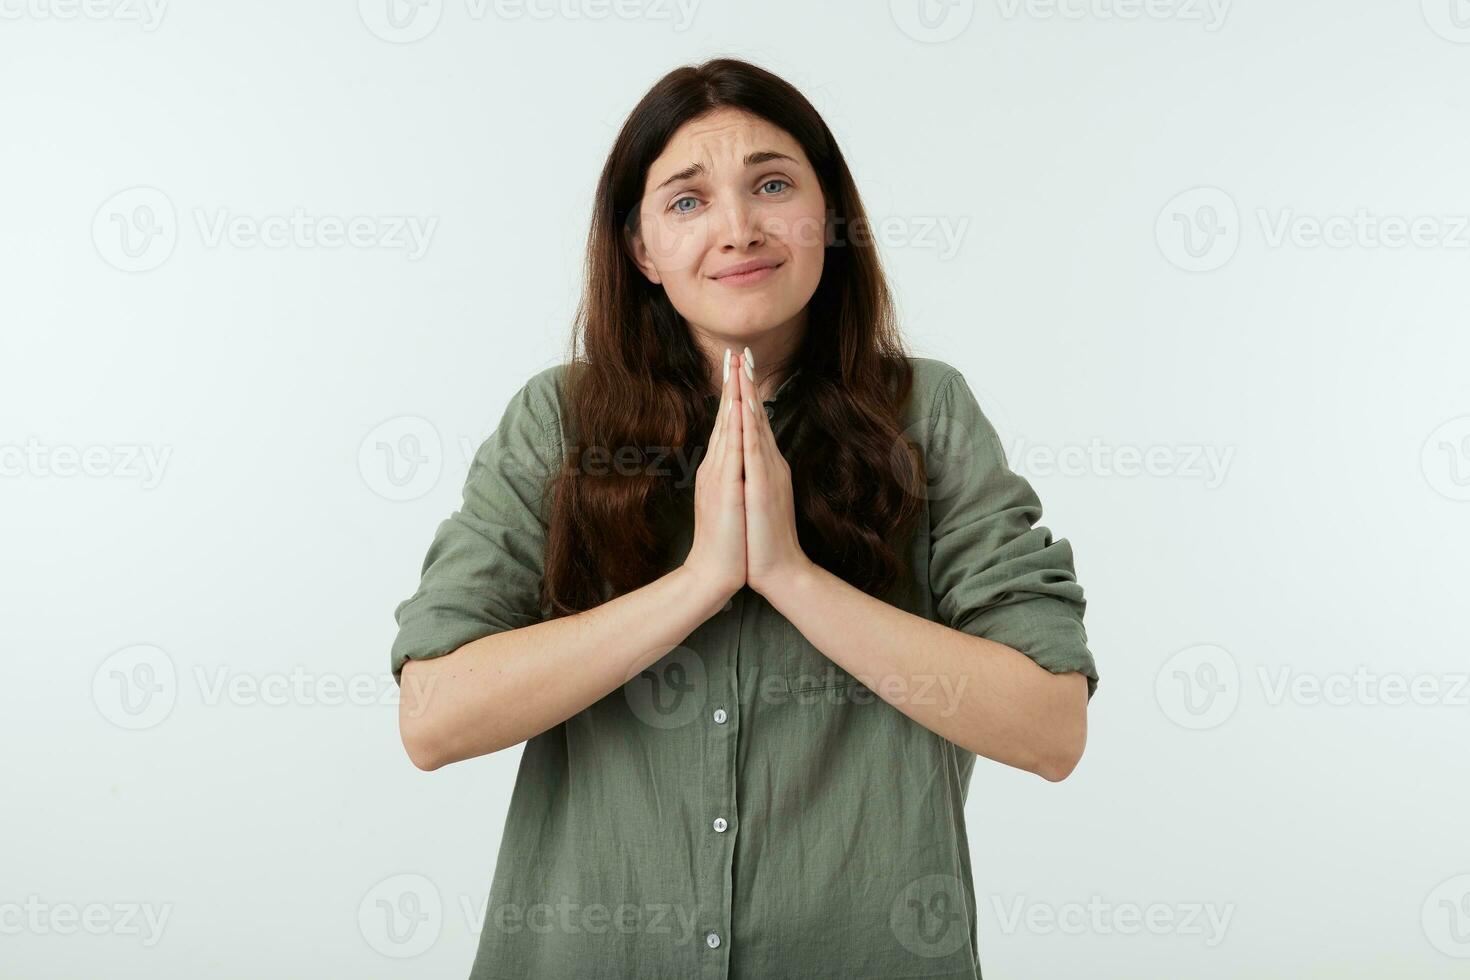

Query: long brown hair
<box><xmin>542</xmin><ymin>57</ymin><xmax>926</xmax><ymax>618</ymax></box>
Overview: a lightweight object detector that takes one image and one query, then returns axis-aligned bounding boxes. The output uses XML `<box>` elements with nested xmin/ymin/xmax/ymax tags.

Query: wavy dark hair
<box><xmin>541</xmin><ymin>57</ymin><xmax>927</xmax><ymax>618</ymax></box>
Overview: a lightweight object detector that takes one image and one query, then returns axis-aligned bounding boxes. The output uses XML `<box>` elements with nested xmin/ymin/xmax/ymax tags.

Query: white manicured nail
<box><xmin>743</xmin><ymin>346</ymin><xmax>755</xmax><ymax>382</ymax></box>
<box><xmin>723</xmin><ymin>347</ymin><xmax>731</xmax><ymax>383</ymax></box>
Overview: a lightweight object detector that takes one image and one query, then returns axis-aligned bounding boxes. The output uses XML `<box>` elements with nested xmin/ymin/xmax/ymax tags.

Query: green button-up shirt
<box><xmin>390</xmin><ymin>356</ymin><xmax>1099</xmax><ymax>979</ymax></box>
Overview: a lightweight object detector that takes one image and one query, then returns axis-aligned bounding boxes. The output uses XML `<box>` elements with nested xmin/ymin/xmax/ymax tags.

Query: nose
<box><xmin>712</xmin><ymin>194</ymin><xmax>764</xmax><ymax>251</ymax></box>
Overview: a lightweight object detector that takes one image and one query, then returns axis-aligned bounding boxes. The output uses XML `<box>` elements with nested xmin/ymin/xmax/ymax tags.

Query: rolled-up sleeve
<box><xmin>926</xmin><ymin>369</ymin><xmax>1099</xmax><ymax>700</ymax></box>
<box><xmin>389</xmin><ymin>376</ymin><xmax>559</xmax><ymax>686</ymax></box>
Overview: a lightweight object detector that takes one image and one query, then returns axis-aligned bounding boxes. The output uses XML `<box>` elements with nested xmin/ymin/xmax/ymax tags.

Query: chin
<box><xmin>728</xmin><ymin>300</ymin><xmax>797</xmax><ymax>330</ymax></box>
<box><xmin>721</xmin><ymin>313</ymin><xmax>780</xmax><ymax>335</ymax></box>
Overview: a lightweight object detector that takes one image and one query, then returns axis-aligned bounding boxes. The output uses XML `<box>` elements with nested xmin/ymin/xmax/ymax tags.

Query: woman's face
<box><xmin>629</xmin><ymin>107</ymin><xmax>827</xmax><ymax>342</ymax></box>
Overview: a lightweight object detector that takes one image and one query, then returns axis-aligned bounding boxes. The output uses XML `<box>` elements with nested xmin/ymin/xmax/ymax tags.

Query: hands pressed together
<box><xmin>682</xmin><ymin>347</ymin><xmax>813</xmax><ymax>605</ymax></box>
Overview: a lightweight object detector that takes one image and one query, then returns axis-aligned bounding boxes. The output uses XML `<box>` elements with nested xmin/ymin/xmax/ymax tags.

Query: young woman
<box><xmin>391</xmin><ymin>57</ymin><xmax>1099</xmax><ymax>980</ymax></box>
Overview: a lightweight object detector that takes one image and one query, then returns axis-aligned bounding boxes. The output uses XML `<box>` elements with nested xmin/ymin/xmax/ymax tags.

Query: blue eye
<box><xmin>668</xmin><ymin>179</ymin><xmax>790</xmax><ymax>216</ymax></box>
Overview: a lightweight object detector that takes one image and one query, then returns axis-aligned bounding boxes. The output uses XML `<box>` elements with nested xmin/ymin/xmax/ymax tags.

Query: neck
<box><xmin>696</xmin><ymin>313</ymin><xmax>806</xmax><ymax>400</ymax></box>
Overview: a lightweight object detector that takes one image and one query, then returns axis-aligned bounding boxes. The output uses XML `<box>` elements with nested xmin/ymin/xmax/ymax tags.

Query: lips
<box><xmin>711</xmin><ymin>259</ymin><xmax>782</xmax><ymax>279</ymax></box>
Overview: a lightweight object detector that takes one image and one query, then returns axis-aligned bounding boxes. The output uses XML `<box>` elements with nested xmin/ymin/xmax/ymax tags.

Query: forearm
<box><xmin>400</xmin><ymin>565</ymin><xmax>727</xmax><ymax>769</ymax></box>
<box><xmin>763</xmin><ymin>561</ymin><xmax>1088</xmax><ymax>780</ymax></box>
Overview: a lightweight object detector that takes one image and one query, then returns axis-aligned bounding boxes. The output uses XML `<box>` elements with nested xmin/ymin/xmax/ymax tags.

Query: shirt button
<box><xmin>713</xmin><ymin>708</ymin><xmax>727</xmax><ymax>724</ymax></box>
<box><xmin>763</xmin><ymin>403</ymin><xmax>775</xmax><ymax>420</ymax></box>
<box><xmin>705</xmin><ymin>931</ymin><xmax>722</xmax><ymax>949</ymax></box>
<box><xmin>712</xmin><ymin>817</ymin><xmax>728</xmax><ymax>832</ymax></box>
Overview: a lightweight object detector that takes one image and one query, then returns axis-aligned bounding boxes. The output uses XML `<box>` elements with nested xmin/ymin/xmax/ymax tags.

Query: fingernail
<box><xmin>743</xmin><ymin>346</ymin><xmax>755</xmax><ymax>382</ymax></box>
<box><xmin>745</xmin><ymin>396</ymin><xmax>755</xmax><ymax>416</ymax></box>
<box><xmin>723</xmin><ymin>347</ymin><xmax>731</xmax><ymax>383</ymax></box>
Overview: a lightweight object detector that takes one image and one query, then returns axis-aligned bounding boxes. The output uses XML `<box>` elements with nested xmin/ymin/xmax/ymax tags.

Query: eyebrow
<box><xmin>652</xmin><ymin>151</ymin><xmax>798</xmax><ymax>192</ymax></box>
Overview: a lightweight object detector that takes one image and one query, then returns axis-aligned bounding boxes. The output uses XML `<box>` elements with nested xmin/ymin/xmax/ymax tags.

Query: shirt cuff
<box><xmin>954</xmin><ymin>594</ymin><xmax>1100</xmax><ymax>701</ymax></box>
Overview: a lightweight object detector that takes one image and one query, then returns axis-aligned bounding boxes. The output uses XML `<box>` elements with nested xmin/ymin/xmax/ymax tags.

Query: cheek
<box><xmin>642</xmin><ymin>215</ymin><xmax>709</xmax><ymax>278</ymax></box>
<box><xmin>771</xmin><ymin>204</ymin><xmax>826</xmax><ymax>269</ymax></box>
<box><xmin>790</xmin><ymin>252</ymin><xmax>824</xmax><ymax>301</ymax></box>
<box><xmin>784</xmin><ymin>227</ymin><xmax>826</xmax><ymax>289</ymax></box>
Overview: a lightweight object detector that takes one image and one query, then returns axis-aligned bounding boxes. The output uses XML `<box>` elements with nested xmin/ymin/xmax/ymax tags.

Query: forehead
<box><xmin>645</xmin><ymin>108</ymin><xmax>806</xmax><ymax>187</ymax></box>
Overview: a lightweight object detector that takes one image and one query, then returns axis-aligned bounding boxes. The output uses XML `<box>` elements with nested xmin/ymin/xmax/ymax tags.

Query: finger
<box><xmin>739</xmin><ymin>356</ymin><xmax>767</xmax><ymax>483</ymax></box>
<box><xmin>750</xmin><ymin>363</ymin><xmax>777</xmax><ymax>455</ymax></box>
<box><xmin>710</xmin><ymin>348</ymin><xmax>735</xmax><ymax>460</ymax></box>
<box><xmin>746</xmin><ymin>354</ymin><xmax>776</xmax><ymax>455</ymax></box>
<box><xmin>739</xmin><ymin>351</ymin><xmax>777</xmax><ymax>453</ymax></box>
<box><xmin>724</xmin><ymin>355</ymin><xmax>745</xmax><ymax>487</ymax></box>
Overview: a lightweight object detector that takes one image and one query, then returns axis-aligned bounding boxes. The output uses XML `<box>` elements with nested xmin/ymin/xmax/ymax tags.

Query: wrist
<box><xmin>753</xmin><ymin>556</ymin><xmax>818</xmax><ymax>602</ymax></box>
<box><xmin>675</xmin><ymin>563</ymin><xmax>738</xmax><ymax>617</ymax></box>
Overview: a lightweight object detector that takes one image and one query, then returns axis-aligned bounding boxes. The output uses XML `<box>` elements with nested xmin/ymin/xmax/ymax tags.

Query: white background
<box><xmin>3</xmin><ymin>1</ymin><xmax>1469</xmax><ymax>977</ymax></box>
